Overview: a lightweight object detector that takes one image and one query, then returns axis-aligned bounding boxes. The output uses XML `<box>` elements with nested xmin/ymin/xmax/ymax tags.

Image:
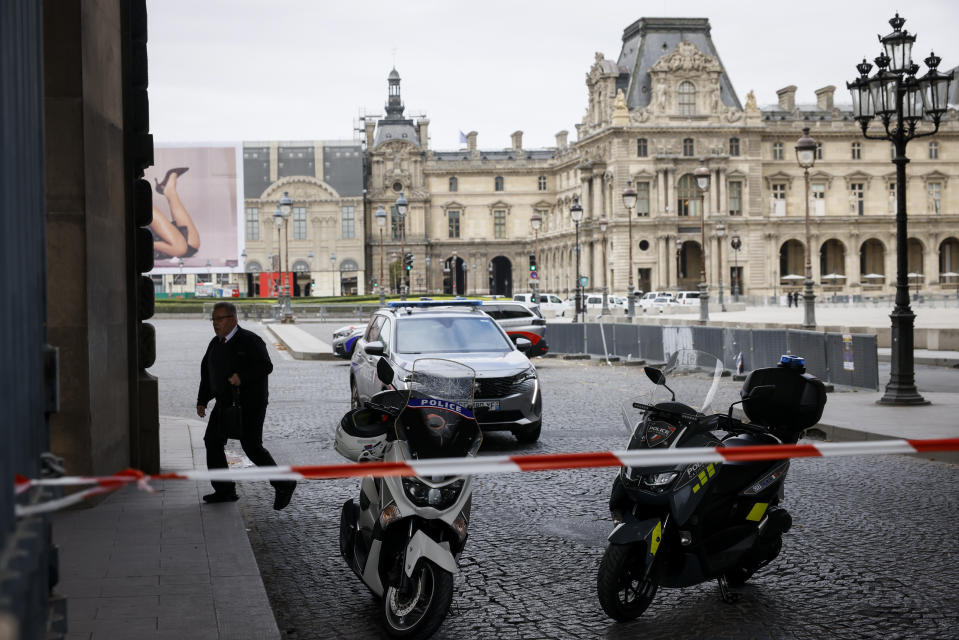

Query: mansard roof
<box><xmin>617</xmin><ymin>17</ymin><xmax>742</xmax><ymax>111</ymax></box>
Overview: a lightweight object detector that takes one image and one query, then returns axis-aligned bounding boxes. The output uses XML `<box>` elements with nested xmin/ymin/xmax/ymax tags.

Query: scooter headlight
<box><xmin>642</xmin><ymin>471</ymin><xmax>678</xmax><ymax>488</ymax></box>
<box><xmin>402</xmin><ymin>477</ymin><xmax>464</xmax><ymax>509</ymax></box>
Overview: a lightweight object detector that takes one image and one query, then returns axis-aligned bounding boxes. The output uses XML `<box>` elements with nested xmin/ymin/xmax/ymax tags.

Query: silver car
<box><xmin>349</xmin><ymin>301</ymin><xmax>543</xmax><ymax>442</ymax></box>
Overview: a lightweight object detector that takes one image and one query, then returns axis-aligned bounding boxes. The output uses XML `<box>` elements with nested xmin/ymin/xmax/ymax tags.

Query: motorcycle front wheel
<box><xmin>597</xmin><ymin>542</ymin><xmax>659</xmax><ymax>621</ymax></box>
<box><xmin>382</xmin><ymin>560</ymin><xmax>454</xmax><ymax>638</ymax></box>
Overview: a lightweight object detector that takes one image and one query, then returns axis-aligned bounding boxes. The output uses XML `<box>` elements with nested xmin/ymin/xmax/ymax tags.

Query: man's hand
<box><xmin>197</xmin><ymin>404</ymin><xmax>206</xmax><ymax>418</ymax></box>
<box><xmin>228</xmin><ymin>373</ymin><xmax>241</xmax><ymax>386</ymax></box>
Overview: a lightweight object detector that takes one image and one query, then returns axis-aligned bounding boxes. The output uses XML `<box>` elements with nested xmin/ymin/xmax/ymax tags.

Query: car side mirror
<box><xmin>364</xmin><ymin>341</ymin><xmax>385</xmax><ymax>356</ymax></box>
<box><xmin>375</xmin><ymin>357</ymin><xmax>394</xmax><ymax>386</ymax></box>
<box><xmin>644</xmin><ymin>366</ymin><xmax>666</xmax><ymax>386</ymax></box>
<box><xmin>514</xmin><ymin>337</ymin><xmax>532</xmax><ymax>352</ymax></box>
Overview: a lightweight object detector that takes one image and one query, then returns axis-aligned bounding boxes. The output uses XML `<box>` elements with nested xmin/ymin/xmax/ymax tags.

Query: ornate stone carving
<box><xmin>745</xmin><ymin>90</ymin><xmax>759</xmax><ymax>113</ymax></box>
<box><xmin>651</xmin><ymin>41</ymin><xmax>722</xmax><ymax>74</ymax></box>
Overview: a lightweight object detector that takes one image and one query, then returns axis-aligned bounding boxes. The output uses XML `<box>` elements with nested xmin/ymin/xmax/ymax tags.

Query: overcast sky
<box><xmin>146</xmin><ymin>0</ymin><xmax>958</xmax><ymax>150</ymax></box>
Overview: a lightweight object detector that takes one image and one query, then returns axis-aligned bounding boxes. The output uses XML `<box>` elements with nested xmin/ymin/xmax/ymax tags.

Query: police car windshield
<box><xmin>396</xmin><ymin>316</ymin><xmax>511</xmax><ymax>354</ymax></box>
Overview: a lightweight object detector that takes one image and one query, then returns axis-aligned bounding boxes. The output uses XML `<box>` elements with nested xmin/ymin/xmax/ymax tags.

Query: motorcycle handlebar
<box><xmin>631</xmin><ymin>402</ymin><xmax>769</xmax><ymax>437</ymax></box>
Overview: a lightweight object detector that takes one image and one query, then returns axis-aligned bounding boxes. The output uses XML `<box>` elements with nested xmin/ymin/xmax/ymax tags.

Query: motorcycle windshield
<box><xmin>397</xmin><ymin>358</ymin><xmax>482</xmax><ymax>459</ymax></box>
<box><xmin>622</xmin><ymin>349</ymin><xmax>740</xmax><ymax>448</ymax></box>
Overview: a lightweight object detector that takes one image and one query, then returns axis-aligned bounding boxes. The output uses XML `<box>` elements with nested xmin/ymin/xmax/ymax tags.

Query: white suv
<box><xmin>675</xmin><ymin>291</ymin><xmax>701</xmax><ymax>306</ymax></box>
<box><xmin>638</xmin><ymin>291</ymin><xmax>674</xmax><ymax>309</ymax></box>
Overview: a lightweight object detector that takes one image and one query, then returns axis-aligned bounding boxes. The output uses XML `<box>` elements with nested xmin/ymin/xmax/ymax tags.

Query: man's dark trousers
<box><xmin>204</xmin><ymin>404</ymin><xmax>285</xmax><ymax>494</ymax></box>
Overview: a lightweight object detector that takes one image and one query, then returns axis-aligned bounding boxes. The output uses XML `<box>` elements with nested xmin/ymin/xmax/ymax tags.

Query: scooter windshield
<box><xmin>396</xmin><ymin>358</ymin><xmax>482</xmax><ymax>459</ymax></box>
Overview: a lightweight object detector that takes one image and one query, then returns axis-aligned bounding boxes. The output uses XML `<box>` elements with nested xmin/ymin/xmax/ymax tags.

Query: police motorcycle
<box><xmin>597</xmin><ymin>349</ymin><xmax>827</xmax><ymax>621</ymax></box>
<box><xmin>336</xmin><ymin>357</ymin><xmax>481</xmax><ymax>639</ymax></box>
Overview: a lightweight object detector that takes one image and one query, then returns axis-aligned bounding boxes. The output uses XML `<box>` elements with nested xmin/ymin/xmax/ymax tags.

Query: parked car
<box><xmin>332</xmin><ymin>324</ymin><xmax>364</xmax><ymax>360</ymax></box>
<box><xmin>513</xmin><ymin>292</ymin><xmax>567</xmax><ymax>317</ymax></box>
<box><xmin>675</xmin><ymin>290</ymin><xmax>701</xmax><ymax>306</ymax></box>
<box><xmin>650</xmin><ymin>296</ymin><xmax>674</xmax><ymax>312</ymax></box>
<box><xmin>638</xmin><ymin>291</ymin><xmax>674</xmax><ymax>310</ymax></box>
<box><xmin>349</xmin><ymin>300</ymin><xmax>543</xmax><ymax>442</ymax></box>
<box><xmin>481</xmin><ymin>300</ymin><xmax>549</xmax><ymax>357</ymax></box>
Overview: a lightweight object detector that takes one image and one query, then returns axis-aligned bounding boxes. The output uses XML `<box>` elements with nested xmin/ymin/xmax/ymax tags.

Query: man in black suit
<box><xmin>196</xmin><ymin>301</ymin><xmax>296</xmax><ymax>510</ymax></box>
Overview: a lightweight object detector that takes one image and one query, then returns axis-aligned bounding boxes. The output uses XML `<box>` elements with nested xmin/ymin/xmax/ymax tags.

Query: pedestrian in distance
<box><xmin>196</xmin><ymin>301</ymin><xmax>296</xmax><ymax>510</ymax></box>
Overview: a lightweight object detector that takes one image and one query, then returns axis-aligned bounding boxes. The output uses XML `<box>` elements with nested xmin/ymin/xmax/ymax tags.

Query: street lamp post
<box><xmin>425</xmin><ymin>255</ymin><xmax>431</xmax><ymax>295</ymax></box>
<box><xmin>730</xmin><ymin>235</ymin><xmax>742</xmax><ymax>302</ymax></box>
<box><xmin>599</xmin><ymin>215</ymin><xmax>609</xmax><ymax>315</ymax></box>
<box><xmin>396</xmin><ymin>193</ymin><xmax>409</xmax><ymax>300</ymax></box>
<box><xmin>329</xmin><ymin>252</ymin><xmax>336</xmax><ymax>296</ymax></box>
<box><xmin>795</xmin><ymin>127</ymin><xmax>818</xmax><ymax>328</ymax></box>
<box><xmin>847</xmin><ymin>13</ymin><xmax>952</xmax><ymax>405</ymax></box>
<box><xmin>622</xmin><ymin>181</ymin><xmax>637</xmax><ymax>318</ymax></box>
<box><xmin>694</xmin><ymin>163</ymin><xmax>711</xmax><ymax>322</ymax></box>
<box><xmin>675</xmin><ymin>238</ymin><xmax>682</xmax><ymax>291</ymax></box>
<box><xmin>530</xmin><ymin>210</ymin><xmax>542</xmax><ymax>296</ymax></box>
<box><xmin>375</xmin><ymin>205</ymin><xmax>387</xmax><ymax>305</ymax></box>
<box><xmin>570</xmin><ymin>196</ymin><xmax>583</xmax><ymax>323</ymax></box>
<box><xmin>715</xmin><ymin>221</ymin><xmax>727</xmax><ymax>312</ymax></box>
<box><xmin>451</xmin><ymin>250</ymin><xmax>457</xmax><ymax>296</ymax></box>
<box><xmin>274</xmin><ymin>191</ymin><xmax>294</xmax><ymax>322</ymax></box>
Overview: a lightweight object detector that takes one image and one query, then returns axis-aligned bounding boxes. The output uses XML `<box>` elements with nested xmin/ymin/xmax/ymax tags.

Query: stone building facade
<box><xmin>244</xmin><ymin>17</ymin><xmax>959</xmax><ymax>301</ymax></box>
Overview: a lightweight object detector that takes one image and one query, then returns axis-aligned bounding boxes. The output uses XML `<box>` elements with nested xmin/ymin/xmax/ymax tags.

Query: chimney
<box><xmin>511</xmin><ymin>130</ymin><xmax>523</xmax><ymax>151</ymax></box>
<box><xmin>555</xmin><ymin>130</ymin><xmax>568</xmax><ymax>149</ymax></box>
<box><xmin>815</xmin><ymin>85</ymin><xmax>835</xmax><ymax>111</ymax></box>
<box><xmin>417</xmin><ymin>118</ymin><xmax>430</xmax><ymax>149</ymax></box>
<box><xmin>777</xmin><ymin>85</ymin><xmax>797</xmax><ymax>111</ymax></box>
<box><xmin>365</xmin><ymin>120</ymin><xmax>376</xmax><ymax>148</ymax></box>
<box><xmin>466</xmin><ymin>131</ymin><xmax>478</xmax><ymax>152</ymax></box>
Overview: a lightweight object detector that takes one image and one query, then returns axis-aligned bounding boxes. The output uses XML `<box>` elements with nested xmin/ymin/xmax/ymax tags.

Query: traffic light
<box><xmin>405</xmin><ymin>252</ymin><xmax>414</xmax><ymax>271</ymax></box>
<box><xmin>529</xmin><ymin>253</ymin><xmax>537</xmax><ymax>272</ymax></box>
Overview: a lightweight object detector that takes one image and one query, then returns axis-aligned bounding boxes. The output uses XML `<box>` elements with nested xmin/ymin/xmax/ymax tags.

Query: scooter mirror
<box><xmin>376</xmin><ymin>357</ymin><xmax>395</xmax><ymax>386</ymax></box>
<box><xmin>644</xmin><ymin>366</ymin><xmax>666</xmax><ymax>386</ymax></box>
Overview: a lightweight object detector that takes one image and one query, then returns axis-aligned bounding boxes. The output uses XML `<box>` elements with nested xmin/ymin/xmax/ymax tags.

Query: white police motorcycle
<box><xmin>336</xmin><ymin>357</ymin><xmax>481</xmax><ymax>639</ymax></box>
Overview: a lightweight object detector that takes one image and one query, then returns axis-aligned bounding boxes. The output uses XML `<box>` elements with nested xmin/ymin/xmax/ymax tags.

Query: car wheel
<box><xmin>512</xmin><ymin>420</ymin><xmax>541</xmax><ymax>443</ymax></box>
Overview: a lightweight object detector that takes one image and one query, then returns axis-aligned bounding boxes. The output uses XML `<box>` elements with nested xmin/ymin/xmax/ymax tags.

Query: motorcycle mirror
<box><xmin>375</xmin><ymin>357</ymin><xmax>394</xmax><ymax>386</ymax></box>
<box><xmin>644</xmin><ymin>366</ymin><xmax>666</xmax><ymax>386</ymax></box>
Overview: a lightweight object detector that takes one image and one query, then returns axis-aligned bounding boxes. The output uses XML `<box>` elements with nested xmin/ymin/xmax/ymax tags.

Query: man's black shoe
<box><xmin>273</xmin><ymin>483</ymin><xmax>296</xmax><ymax>511</ymax></box>
<box><xmin>202</xmin><ymin>491</ymin><xmax>239</xmax><ymax>504</ymax></box>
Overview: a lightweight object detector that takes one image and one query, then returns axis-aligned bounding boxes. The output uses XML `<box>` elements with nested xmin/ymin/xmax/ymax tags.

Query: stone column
<box><xmin>718</xmin><ymin>168</ymin><xmax>727</xmax><ymax>216</ymax></box>
<box><xmin>657</xmin><ymin>169</ymin><xmax>666</xmax><ymax>215</ymax></box>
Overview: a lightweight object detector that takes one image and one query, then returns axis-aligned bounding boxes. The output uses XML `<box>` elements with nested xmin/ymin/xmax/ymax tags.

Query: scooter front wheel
<box><xmin>597</xmin><ymin>542</ymin><xmax>659</xmax><ymax>621</ymax></box>
<box><xmin>382</xmin><ymin>560</ymin><xmax>454</xmax><ymax>638</ymax></box>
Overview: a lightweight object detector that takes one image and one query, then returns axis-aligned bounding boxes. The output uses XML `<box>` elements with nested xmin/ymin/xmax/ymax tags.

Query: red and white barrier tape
<box><xmin>14</xmin><ymin>437</ymin><xmax>959</xmax><ymax>517</ymax></box>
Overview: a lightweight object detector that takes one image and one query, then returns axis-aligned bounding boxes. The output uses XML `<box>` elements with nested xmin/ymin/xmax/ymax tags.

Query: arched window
<box><xmin>677</xmin><ymin>174</ymin><xmax>700</xmax><ymax>217</ymax></box>
<box><xmin>494</xmin><ymin>176</ymin><xmax>504</xmax><ymax>191</ymax></box>
<box><xmin>683</xmin><ymin>138</ymin><xmax>694</xmax><ymax>157</ymax></box>
<box><xmin>340</xmin><ymin>259</ymin><xmax>359</xmax><ymax>272</ymax></box>
<box><xmin>678</xmin><ymin>81</ymin><xmax>696</xmax><ymax>116</ymax></box>
<box><xmin>292</xmin><ymin>260</ymin><xmax>311</xmax><ymax>273</ymax></box>
<box><xmin>449</xmin><ymin>176</ymin><xmax>458</xmax><ymax>192</ymax></box>
<box><xmin>245</xmin><ymin>260</ymin><xmax>262</xmax><ymax>274</ymax></box>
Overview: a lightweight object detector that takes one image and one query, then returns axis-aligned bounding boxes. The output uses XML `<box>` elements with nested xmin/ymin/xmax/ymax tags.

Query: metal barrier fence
<box><xmin>546</xmin><ymin>321</ymin><xmax>879</xmax><ymax>390</ymax></box>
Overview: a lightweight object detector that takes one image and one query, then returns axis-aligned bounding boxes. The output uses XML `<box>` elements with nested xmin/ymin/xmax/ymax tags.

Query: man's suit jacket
<box><xmin>197</xmin><ymin>326</ymin><xmax>273</xmax><ymax>422</ymax></box>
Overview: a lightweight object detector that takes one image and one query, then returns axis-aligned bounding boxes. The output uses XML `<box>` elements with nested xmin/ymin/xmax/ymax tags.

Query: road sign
<box><xmin>579</xmin><ymin>276</ymin><xmax>589</xmax><ymax>287</ymax></box>
<box><xmin>530</xmin><ymin>272</ymin><xmax>538</xmax><ymax>280</ymax></box>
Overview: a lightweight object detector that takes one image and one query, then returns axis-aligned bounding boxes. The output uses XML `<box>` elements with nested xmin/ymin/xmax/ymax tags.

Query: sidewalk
<box><xmin>51</xmin><ymin>416</ymin><xmax>279</xmax><ymax>640</ymax></box>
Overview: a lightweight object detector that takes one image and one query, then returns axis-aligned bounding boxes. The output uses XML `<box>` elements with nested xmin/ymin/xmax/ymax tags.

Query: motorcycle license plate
<box><xmin>473</xmin><ymin>400</ymin><xmax>500</xmax><ymax>411</ymax></box>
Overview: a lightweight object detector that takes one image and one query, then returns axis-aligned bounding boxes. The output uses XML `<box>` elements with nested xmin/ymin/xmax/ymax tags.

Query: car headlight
<box><xmin>515</xmin><ymin>367</ymin><xmax>537</xmax><ymax>383</ymax></box>
<box><xmin>333</xmin><ymin>327</ymin><xmax>354</xmax><ymax>339</ymax></box>
<box><xmin>402</xmin><ymin>477</ymin><xmax>464</xmax><ymax>509</ymax></box>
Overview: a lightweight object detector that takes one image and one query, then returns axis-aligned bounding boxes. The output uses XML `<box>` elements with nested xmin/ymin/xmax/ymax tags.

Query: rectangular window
<box><xmin>538</xmin><ymin>176</ymin><xmax>547</xmax><ymax>191</ymax></box>
<box><xmin>888</xmin><ymin>182</ymin><xmax>897</xmax><ymax>213</ymax></box>
<box><xmin>728</xmin><ymin>181</ymin><xmax>742</xmax><ymax>216</ymax></box>
<box><xmin>637</xmin><ymin>138</ymin><xmax>648</xmax><ymax>157</ymax></box>
<box><xmin>729</xmin><ymin>137</ymin><xmax>740</xmax><ymax>156</ymax></box>
<box><xmin>245</xmin><ymin>207</ymin><xmax>259</xmax><ymax>241</ymax></box>
<box><xmin>851</xmin><ymin>142</ymin><xmax>861</xmax><ymax>160</ymax></box>
<box><xmin>929</xmin><ymin>142</ymin><xmax>939</xmax><ymax>160</ymax></box>
<box><xmin>341</xmin><ymin>205</ymin><xmax>355</xmax><ymax>239</ymax></box>
<box><xmin>850</xmin><ymin>183</ymin><xmax>864</xmax><ymax>215</ymax></box>
<box><xmin>636</xmin><ymin>182</ymin><xmax>650</xmax><ymax>216</ymax></box>
<box><xmin>493</xmin><ymin>210</ymin><xmax>506</xmax><ymax>239</ymax></box>
<box><xmin>772</xmin><ymin>183</ymin><xmax>786</xmax><ymax>216</ymax></box>
<box><xmin>494</xmin><ymin>176</ymin><xmax>504</xmax><ymax>191</ymax></box>
<box><xmin>683</xmin><ymin>138</ymin><xmax>694</xmax><ymax>157</ymax></box>
<box><xmin>772</xmin><ymin>184</ymin><xmax>786</xmax><ymax>200</ymax></box>
<box><xmin>772</xmin><ymin>142</ymin><xmax>783</xmax><ymax>160</ymax></box>
<box><xmin>812</xmin><ymin>183</ymin><xmax>825</xmax><ymax>216</ymax></box>
<box><xmin>928</xmin><ymin>182</ymin><xmax>942</xmax><ymax>214</ymax></box>
<box><xmin>292</xmin><ymin>207</ymin><xmax>307</xmax><ymax>240</ymax></box>
<box><xmin>816</xmin><ymin>142</ymin><xmax>823</xmax><ymax>160</ymax></box>
<box><xmin>448</xmin><ymin>210</ymin><xmax>460</xmax><ymax>238</ymax></box>
<box><xmin>216</xmin><ymin>273</ymin><xmax>231</xmax><ymax>286</ymax></box>
<box><xmin>173</xmin><ymin>273</ymin><xmax>186</xmax><ymax>285</ymax></box>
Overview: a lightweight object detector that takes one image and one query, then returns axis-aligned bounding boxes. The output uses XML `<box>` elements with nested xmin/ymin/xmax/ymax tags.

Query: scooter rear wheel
<box><xmin>382</xmin><ymin>560</ymin><xmax>454</xmax><ymax>638</ymax></box>
<box><xmin>597</xmin><ymin>542</ymin><xmax>659</xmax><ymax>621</ymax></box>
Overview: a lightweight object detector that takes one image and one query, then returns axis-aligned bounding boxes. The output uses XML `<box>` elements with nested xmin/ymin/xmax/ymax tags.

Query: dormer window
<box><xmin>678</xmin><ymin>81</ymin><xmax>696</xmax><ymax>116</ymax></box>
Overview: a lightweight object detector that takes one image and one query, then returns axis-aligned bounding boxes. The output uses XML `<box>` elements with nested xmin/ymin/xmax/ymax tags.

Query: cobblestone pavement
<box><xmin>153</xmin><ymin>319</ymin><xmax>959</xmax><ymax>640</ymax></box>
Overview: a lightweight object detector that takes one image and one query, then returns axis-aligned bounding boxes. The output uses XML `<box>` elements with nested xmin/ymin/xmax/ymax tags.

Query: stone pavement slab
<box><xmin>265</xmin><ymin>324</ymin><xmax>334</xmax><ymax>360</ymax></box>
<box><xmin>52</xmin><ymin>416</ymin><xmax>279</xmax><ymax>639</ymax></box>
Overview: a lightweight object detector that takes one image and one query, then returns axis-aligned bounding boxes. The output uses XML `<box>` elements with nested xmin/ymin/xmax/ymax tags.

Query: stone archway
<box><xmin>490</xmin><ymin>255</ymin><xmax>512</xmax><ymax>297</ymax></box>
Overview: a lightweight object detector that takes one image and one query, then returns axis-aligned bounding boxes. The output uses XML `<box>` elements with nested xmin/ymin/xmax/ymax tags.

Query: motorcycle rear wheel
<box><xmin>382</xmin><ymin>560</ymin><xmax>454</xmax><ymax>638</ymax></box>
<box><xmin>597</xmin><ymin>542</ymin><xmax>659</xmax><ymax>621</ymax></box>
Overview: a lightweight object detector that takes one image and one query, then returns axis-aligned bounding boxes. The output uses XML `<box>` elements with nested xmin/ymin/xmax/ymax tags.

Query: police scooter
<box><xmin>336</xmin><ymin>357</ymin><xmax>481</xmax><ymax>639</ymax></box>
<box><xmin>598</xmin><ymin>350</ymin><xmax>826</xmax><ymax>621</ymax></box>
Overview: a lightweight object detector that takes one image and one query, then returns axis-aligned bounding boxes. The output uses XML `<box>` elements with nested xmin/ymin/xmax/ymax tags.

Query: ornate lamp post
<box><xmin>451</xmin><ymin>250</ymin><xmax>458</xmax><ymax>296</ymax></box>
<box><xmin>329</xmin><ymin>252</ymin><xmax>336</xmax><ymax>296</ymax></box>
<box><xmin>375</xmin><ymin>205</ymin><xmax>387</xmax><ymax>305</ymax></box>
<box><xmin>622</xmin><ymin>181</ymin><xmax>637</xmax><ymax>318</ymax></box>
<box><xmin>675</xmin><ymin>238</ymin><xmax>682</xmax><ymax>290</ymax></box>
<box><xmin>395</xmin><ymin>193</ymin><xmax>409</xmax><ymax>300</ymax></box>
<box><xmin>530</xmin><ymin>210</ymin><xmax>542</xmax><ymax>296</ymax></box>
<box><xmin>694</xmin><ymin>163</ymin><xmax>711</xmax><ymax>322</ymax></box>
<box><xmin>425</xmin><ymin>255</ymin><xmax>431</xmax><ymax>295</ymax></box>
<box><xmin>730</xmin><ymin>234</ymin><xmax>742</xmax><ymax>302</ymax></box>
<box><xmin>847</xmin><ymin>13</ymin><xmax>952</xmax><ymax>405</ymax></box>
<box><xmin>795</xmin><ymin>127</ymin><xmax>818</xmax><ymax>328</ymax></box>
<box><xmin>715</xmin><ymin>221</ymin><xmax>727</xmax><ymax>312</ymax></box>
<box><xmin>599</xmin><ymin>215</ymin><xmax>609</xmax><ymax>315</ymax></box>
<box><xmin>306</xmin><ymin>251</ymin><xmax>314</xmax><ymax>297</ymax></box>
<box><xmin>274</xmin><ymin>191</ymin><xmax>294</xmax><ymax>322</ymax></box>
<box><xmin>570</xmin><ymin>196</ymin><xmax>583</xmax><ymax>323</ymax></box>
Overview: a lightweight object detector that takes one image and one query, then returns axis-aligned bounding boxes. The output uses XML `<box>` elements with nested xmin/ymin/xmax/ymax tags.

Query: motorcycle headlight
<box><xmin>642</xmin><ymin>472</ymin><xmax>678</xmax><ymax>488</ymax></box>
<box><xmin>402</xmin><ymin>477</ymin><xmax>464</xmax><ymax>509</ymax></box>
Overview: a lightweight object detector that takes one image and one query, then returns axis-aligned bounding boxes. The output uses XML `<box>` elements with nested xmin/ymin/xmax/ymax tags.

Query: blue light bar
<box><xmin>779</xmin><ymin>355</ymin><xmax>805</xmax><ymax>367</ymax></box>
<box><xmin>387</xmin><ymin>300</ymin><xmax>483</xmax><ymax>309</ymax></box>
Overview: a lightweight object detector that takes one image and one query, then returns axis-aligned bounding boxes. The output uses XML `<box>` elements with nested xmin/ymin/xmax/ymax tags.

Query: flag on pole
<box><xmin>459</xmin><ymin>130</ymin><xmax>467</xmax><ymax>144</ymax></box>
<box><xmin>736</xmin><ymin>351</ymin><xmax>744</xmax><ymax>374</ymax></box>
